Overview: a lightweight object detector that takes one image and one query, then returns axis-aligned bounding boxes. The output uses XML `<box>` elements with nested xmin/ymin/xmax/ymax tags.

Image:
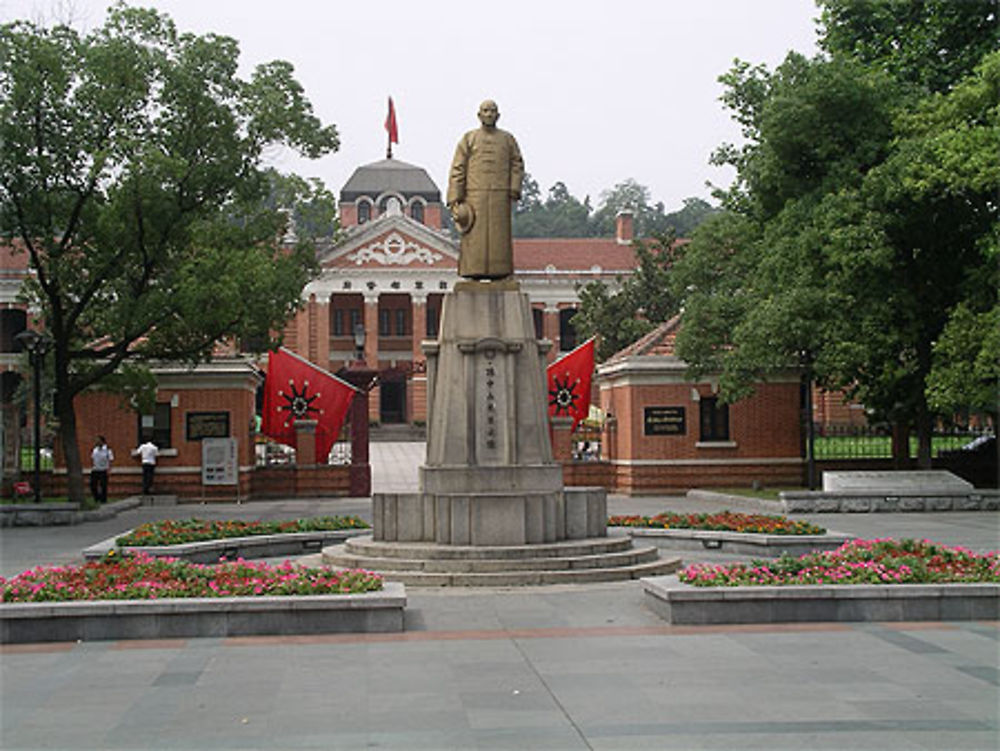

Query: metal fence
<box><xmin>810</xmin><ymin>424</ymin><xmax>994</xmax><ymax>460</ymax></box>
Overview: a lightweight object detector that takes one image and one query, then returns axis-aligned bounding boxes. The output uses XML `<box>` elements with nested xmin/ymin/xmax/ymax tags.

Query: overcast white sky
<box><xmin>2</xmin><ymin>0</ymin><xmax>822</xmax><ymax>211</ymax></box>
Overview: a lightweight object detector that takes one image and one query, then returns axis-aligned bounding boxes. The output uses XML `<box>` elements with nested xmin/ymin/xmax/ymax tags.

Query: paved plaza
<box><xmin>1</xmin><ymin>443</ymin><xmax>997</xmax><ymax>750</ymax></box>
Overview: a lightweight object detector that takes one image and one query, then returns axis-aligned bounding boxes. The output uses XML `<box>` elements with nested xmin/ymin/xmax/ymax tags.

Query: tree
<box><xmin>573</xmin><ymin>232</ymin><xmax>681</xmax><ymax>361</ymax></box>
<box><xmin>662</xmin><ymin>198</ymin><xmax>718</xmax><ymax>239</ymax></box>
<box><xmin>0</xmin><ymin>5</ymin><xmax>339</xmax><ymax>504</ymax></box>
<box><xmin>819</xmin><ymin>0</ymin><xmax>997</xmax><ymax>94</ymax></box>
<box><xmin>590</xmin><ymin>178</ymin><xmax>667</xmax><ymax>237</ymax></box>
<box><xmin>674</xmin><ymin>8</ymin><xmax>998</xmax><ymax>467</ymax></box>
<box><xmin>513</xmin><ymin>175</ymin><xmax>591</xmax><ymax>237</ymax></box>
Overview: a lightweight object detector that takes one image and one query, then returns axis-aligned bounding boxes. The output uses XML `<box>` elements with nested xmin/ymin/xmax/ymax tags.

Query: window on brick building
<box><xmin>395</xmin><ymin>309</ymin><xmax>406</xmax><ymax>336</ymax></box>
<box><xmin>426</xmin><ymin>305</ymin><xmax>440</xmax><ymax>337</ymax></box>
<box><xmin>350</xmin><ymin>309</ymin><xmax>362</xmax><ymax>332</ymax></box>
<box><xmin>358</xmin><ymin>200</ymin><xmax>371</xmax><ymax>224</ymax></box>
<box><xmin>379</xmin><ymin>309</ymin><xmax>391</xmax><ymax>336</ymax></box>
<box><xmin>559</xmin><ymin>308</ymin><xmax>577</xmax><ymax>351</ymax></box>
<box><xmin>333</xmin><ymin>309</ymin><xmax>344</xmax><ymax>336</ymax></box>
<box><xmin>410</xmin><ymin>202</ymin><xmax>424</xmax><ymax>224</ymax></box>
<box><xmin>1</xmin><ymin>309</ymin><xmax>27</xmax><ymax>352</ymax></box>
<box><xmin>699</xmin><ymin>397</ymin><xmax>729</xmax><ymax>442</ymax></box>
<box><xmin>532</xmin><ymin>308</ymin><xmax>543</xmax><ymax>340</ymax></box>
<box><xmin>138</xmin><ymin>402</ymin><xmax>172</xmax><ymax>448</ymax></box>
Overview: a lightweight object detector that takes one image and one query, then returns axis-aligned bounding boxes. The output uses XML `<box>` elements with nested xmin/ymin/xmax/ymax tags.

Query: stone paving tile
<box><xmin>2</xmin><ymin>443</ymin><xmax>998</xmax><ymax>750</ymax></box>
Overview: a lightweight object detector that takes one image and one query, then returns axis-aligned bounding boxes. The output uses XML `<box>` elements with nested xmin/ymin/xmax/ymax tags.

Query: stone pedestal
<box><xmin>374</xmin><ymin>281</ymin><xmax>605</xmax><ymax>546</ymax></box>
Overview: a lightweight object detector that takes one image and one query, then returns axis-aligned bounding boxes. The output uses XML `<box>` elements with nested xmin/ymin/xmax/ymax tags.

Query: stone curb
<box><xmin>641</xmin><ymin>575</ymin><xmax>1000</xmax><ymax>624</ymax></box>
<box><xmin>621</xmin><ymin>527</ymin><xmax>854</xmax><ymax>557</ymax></box>
<box><xmin>83</xmin><ymin>528</ymin><xmax>372</xmax><ymax>564</ymax></box>
<box><xmin>0</xmin><ymin>583</ymin><xmax>406</xmax><ymax>643</ymax></box>
<box><xmin>779</xmin><ymin>490</ymin><xmax>1000</xmax><ymax>513</ymax></box>
<box><xmin>685</xmin><ymin>490</ymin><xmax>785</xmax><ymax>513</ymax></box>
<box><xmin>0</xmin><ymin>497</ymin><xmax>142</xmax><ymax>527</ymax></box>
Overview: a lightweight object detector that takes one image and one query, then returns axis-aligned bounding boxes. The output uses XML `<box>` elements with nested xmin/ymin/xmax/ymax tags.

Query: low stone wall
<box><xmin>622</xmin><ymin>527</ymin><xmax>853</xmax><ymax>557</ymax></box>
<box><xmin>780</xmin><ymin>490</ymin><xmax>1000</xmax><ymax>513</ymax></box>
<box><xmin>83</xmin><ymin>528</ymin><xmax>372</xmax><ymax>564</ymax></box>
<box><xmin>642</xmin><ymin>575</ymin><xmax>1000</xmax><ymax>625</ymax></box>
<box><xmin>0</xmin><ymin>497</ymin><xmax>142</xmax><ymax>527</ymax></box>
<box><xmin>0</xmin><ymin>583</ymin><xmax>407</xmax><ymax>643</ymax></box>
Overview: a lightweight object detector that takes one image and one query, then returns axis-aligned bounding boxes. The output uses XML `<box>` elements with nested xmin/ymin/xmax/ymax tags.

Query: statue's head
<box><xmin>478</xmin><ymin>100</ymin><xmax>499</xmax><ymax>128</ymax></box>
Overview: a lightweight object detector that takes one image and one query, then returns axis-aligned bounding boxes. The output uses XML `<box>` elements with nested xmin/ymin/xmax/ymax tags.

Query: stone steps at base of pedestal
<box><xmin>342</xmin><ymin>536</ymin><xmax>635</xmax><ymax>561</ymax></box>
<box><xmin>313</xmin><ymin>535</ymin><xmax>682</xmax><ymax>586</ymax></box>
<box><xmin>322</xmin><ymin>544</ymin><xmax>661</xmax><ymax>574</ymax></box>
<box><xmin>324</xmin><ymin>556</ymin><xmax>682</xmax><ymax>587</ymax></box>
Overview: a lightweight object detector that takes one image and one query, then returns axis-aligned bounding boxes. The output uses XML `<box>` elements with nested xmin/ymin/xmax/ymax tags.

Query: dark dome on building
<box><xmin>340</xmin><ymin>158</ymin><xmax>441</xmax><ymax>203</ymax></box>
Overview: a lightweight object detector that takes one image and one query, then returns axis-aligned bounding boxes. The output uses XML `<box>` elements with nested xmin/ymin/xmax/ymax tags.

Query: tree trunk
<box><xmin>58</xmin><ymin>395</ymin><xmax>88</xmax><ymax>506</ymax></box>
<box><xmin>915</xmin><ymin>397</ymin><xmax>933</xmax><ymax>469</ymax></box>
<box><xmin>890</xmin><ymin>421</ymin><xmax>910</xmax><ymax>468</ymax></box>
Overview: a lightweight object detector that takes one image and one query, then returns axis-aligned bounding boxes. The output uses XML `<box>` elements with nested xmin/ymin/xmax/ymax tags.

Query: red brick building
<box><xmin>597</xmin><ymin>317</ymin><xmax>806</xmax><ymax>493</ymax></box>
<box><xmin>284</xmin><ymin>156</ymin><xmax>638</xmax><ymax>426</ymax></box>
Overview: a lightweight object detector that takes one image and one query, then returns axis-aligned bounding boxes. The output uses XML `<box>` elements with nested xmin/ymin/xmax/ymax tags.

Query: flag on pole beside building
<box><xmin>385</xmin><ymin>96</ymin><xmax>399</xmax><ymax>156</ymax></box>
<box><xmin>261</xmin><ymin>348</ymin><xmax>357</xmax><ymax>462</ymax></box>
<box><xmin>546</xmin><ymin>337</ymin><xmax>596</xmax><ymax>431</ymax></box>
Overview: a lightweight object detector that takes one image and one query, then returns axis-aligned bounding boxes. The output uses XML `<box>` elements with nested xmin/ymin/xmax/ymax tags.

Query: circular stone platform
<box><xmin>322</xmin><ymin>535</ymin><xmax>681</xmax><ymax>587</ymax></box>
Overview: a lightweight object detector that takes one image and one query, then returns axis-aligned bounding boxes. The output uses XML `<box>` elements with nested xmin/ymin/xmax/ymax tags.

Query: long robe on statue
<box><xmin>447</xmin><ymin>127</ymin><xmax>524</xmax><ymax>279</ymax></box>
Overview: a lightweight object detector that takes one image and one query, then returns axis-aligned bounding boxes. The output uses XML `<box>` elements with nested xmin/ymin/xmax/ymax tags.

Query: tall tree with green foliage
<box><xmin>572</xmin><ymin>233</ymin><xmax>681</xmax><ymax>361</ymax></box>
<box><xmin>513</xmin><ymin>176</ymin><xmax>592</xmax><ymax>237</ymax></box>
<box><xmin>819</xmin><ymin>0</ymin><xmax>997</xmax><ymax>94</ymax></box>
<box><xmin>0</xmin><ymin>4</ymin><xmax>339</xmax><ymax>504</ymax></box>
<box><xmin>673</xmin><ymin>1</ymin><xmax>998</xmax><ymax>466</ymax></box>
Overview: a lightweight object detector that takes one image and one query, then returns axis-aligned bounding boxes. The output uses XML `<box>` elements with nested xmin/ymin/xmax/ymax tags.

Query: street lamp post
<box><xmin>15</xmin><ymin>330</ymin><xmax>50</xmax><ymax>504</ymax></box>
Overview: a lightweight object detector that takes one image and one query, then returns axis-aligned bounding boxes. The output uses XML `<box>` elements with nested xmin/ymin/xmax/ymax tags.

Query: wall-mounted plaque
<box><xmin>186</xmin><ymin>411</ymin><xmax>230</xmax><ymax>441</ymax></box>
<box><xmin>644</xmin><ymin>406</ymin><xmax>686</xmax><ymax>436</ymax></box>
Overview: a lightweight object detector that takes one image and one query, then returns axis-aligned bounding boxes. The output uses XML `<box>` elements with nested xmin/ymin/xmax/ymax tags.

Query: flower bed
<box><xmin>608</xmin><ymin>510</ymin><xmax>825</xmax><ymax>536</ymax></box>
<box><xmin>115</xmin><ymin>516</ymin><xmax>369</xmax><ymax>547</ymax></box>
<box><xmin>679</xmin><ymin>539</ymin><xmax>1000</xmax><ymax>587</ymax></box>
<box><xmin>0</xmin><ymin>553</ymin><xmax>383</xmax><ymax>602</ymax></box>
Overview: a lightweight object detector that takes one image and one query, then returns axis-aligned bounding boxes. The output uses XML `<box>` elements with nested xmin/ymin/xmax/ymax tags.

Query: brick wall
<box><xmin>599</xmin><ymin>373</ymin><xmax>804</xmax><ymax>494</ymax></box>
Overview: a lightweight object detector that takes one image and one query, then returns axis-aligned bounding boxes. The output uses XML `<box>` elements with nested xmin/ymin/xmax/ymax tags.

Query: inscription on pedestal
<box><xmin>475</xmin><ymin>349</ymin><xmax>507</xmax><ymax>465</ymax></box>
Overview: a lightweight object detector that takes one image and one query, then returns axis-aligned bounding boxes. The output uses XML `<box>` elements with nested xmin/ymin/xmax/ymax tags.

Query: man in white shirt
<box><xmin>90</xmin><ymin>435</ymin><xmax>113</xmax><ymax>503</ymax></box>
<box><xmin>136</xmin><ymin>438</ymin><xmax>158</xmax><ymax>495</ymax></box>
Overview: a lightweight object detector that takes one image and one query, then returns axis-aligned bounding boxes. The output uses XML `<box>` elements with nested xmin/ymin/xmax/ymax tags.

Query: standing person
<box><xmin>136</xmin><ymin>438</ymin><xmax>158</xmax><ymax>495</ymax></box>
<box><xmin>447</xmin><ymin>100</ymin><xmax>524</xmax><ymax>280</ymax></box>
<box><xmin>90</xmin><ymin>435</ymin><xmax>113</xmax><ymax>503</ymax></box>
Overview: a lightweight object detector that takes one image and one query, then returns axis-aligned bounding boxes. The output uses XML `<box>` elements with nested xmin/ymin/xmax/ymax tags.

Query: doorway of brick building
<box><xmin>379</xmin><ymin>379</ymin><xmax>406</xmax><ymax>424</ymax></box>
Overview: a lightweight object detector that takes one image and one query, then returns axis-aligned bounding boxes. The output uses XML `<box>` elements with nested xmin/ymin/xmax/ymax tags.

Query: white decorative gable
<box><xmin>346</xmin><ymin>232</ymin><xmax>443</xmax><ymax>266</ymax></box>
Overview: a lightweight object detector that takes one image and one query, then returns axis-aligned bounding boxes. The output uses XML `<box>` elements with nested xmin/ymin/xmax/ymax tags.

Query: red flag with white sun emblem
<box><xmin>261</xmin><ymin>348</ymin><xmax>357</xmax><ymax>462</ymax></box>
<box><xmin>547</xmin><ymin>337</ymin><xmax>595</xmax><ymax>431</ymax></box>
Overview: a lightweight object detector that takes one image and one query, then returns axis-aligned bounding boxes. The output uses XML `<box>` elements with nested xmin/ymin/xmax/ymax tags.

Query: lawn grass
<box><xmin>812</xmin><ymin>434</ymin><xmax>977</xmax><ymax>459</ymax></box>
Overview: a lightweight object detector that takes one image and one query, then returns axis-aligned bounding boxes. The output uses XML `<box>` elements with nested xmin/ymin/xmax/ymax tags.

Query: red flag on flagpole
<box><xmin>547</xmin><ymin>337</ymin><xmax>596</xmax><ymax>431</ymax></box>
<box><xmin>261</xmin><ymin>348</ymin><xmax>357</xmax><ymax>463</ymax></box>
<box><xmin>385</xmin><ymin>96</ymin><xmax>398</xmax><ymax>157</ymax></box>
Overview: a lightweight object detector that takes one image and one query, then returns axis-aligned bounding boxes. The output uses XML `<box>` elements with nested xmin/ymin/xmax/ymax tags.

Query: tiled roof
<box><xmin>340</xmin><ymin>159</ymin><xmax>441</xmax><ymax>201</ymax></box>
<box><xmin>512</xmin><ymin>238</ymin><xmax>638</xmax><ymax>272</ymax></box>
<box><xmin>605</xmin><ymin>315</ymin><xmax>683</xmax><ymax>362</ymax></box>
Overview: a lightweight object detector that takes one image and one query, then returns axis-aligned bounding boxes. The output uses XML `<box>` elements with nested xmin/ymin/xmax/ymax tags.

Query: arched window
<box><xmin>410</xmin><ymin>201</ymin><xmax>424</xmax><ymax>224</ymax></box>
<box><xmin>358</xmin><ymin>200</ymin><xmax>372</xmax><ymax>224</ymax></box>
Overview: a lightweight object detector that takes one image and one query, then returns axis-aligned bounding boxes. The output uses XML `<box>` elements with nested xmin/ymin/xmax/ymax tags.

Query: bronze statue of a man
<box><xmin>447</xmin><ymin>100</ymin><xmax>524</xmax><ymax>279</ymax></box>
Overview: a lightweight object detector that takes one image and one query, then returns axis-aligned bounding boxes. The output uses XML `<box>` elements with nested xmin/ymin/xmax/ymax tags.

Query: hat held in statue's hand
<box><xmin>451</xmin><ymin>201</ymin><xmax>475</xmax><ymax>234</ymax></box>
